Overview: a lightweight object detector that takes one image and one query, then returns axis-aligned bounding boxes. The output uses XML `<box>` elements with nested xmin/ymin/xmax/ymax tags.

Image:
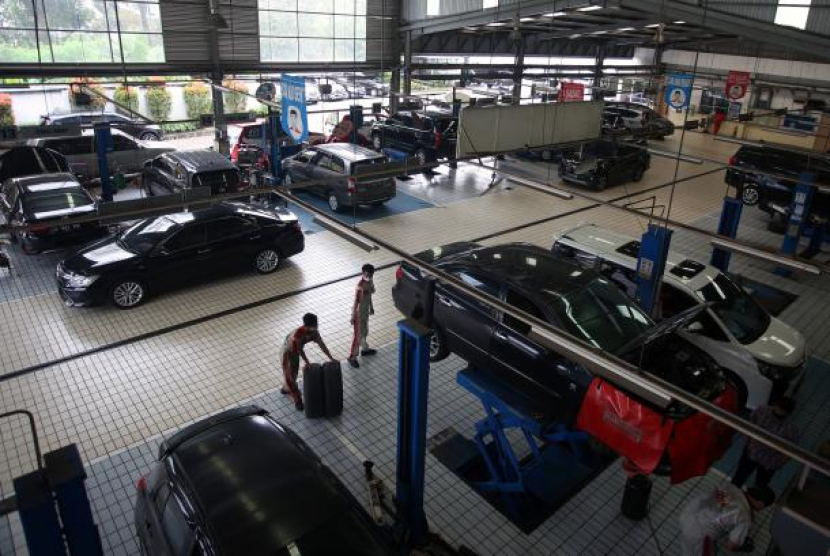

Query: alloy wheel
<box><xmin>741</xmin><ymin>185</ymin><xmax>760</xmax><ymax>206</ymax></box>
<box><xmin>255</xmin><ymin>249</ymin><xmax>280</xmax><ymax>273</ymax></box>
<box><xmin>429</xmin><ymin>332</ymin><xmax>441</xmax><ymax>359</ymax></box>
<box><xmin>113</xmin><ymin>281</ymin><xmax>144</xmax><ymax>308</ymax></box>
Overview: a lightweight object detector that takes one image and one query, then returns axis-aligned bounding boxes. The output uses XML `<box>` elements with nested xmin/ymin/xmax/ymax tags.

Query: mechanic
<box><xmin>711</xmin><ymin>108</ymin><xmax>727</xmax><ymax>136</ymax></box>
<box><xmin>327</xmin><ymin>114</ymin><xmax>354</xmax><ymax>143</ymax></box>
<box><xmin>679</xmin><ymin>483</ymin><xmax>775</xmax><ymax>556</ymax></box>
<box><xmin>732</xmin><ymin>396</ymin><xmax>799</xmax><ymax>489</ymax></box>
<box><xmin>348</xmin><ymin>263</ymin><xmax>376</xmax><ymax>369</ymax></box>
<box><xmin>280</xmin><ymin>313</ymin><xmax>335</xmax><ymax>411</ymax></box>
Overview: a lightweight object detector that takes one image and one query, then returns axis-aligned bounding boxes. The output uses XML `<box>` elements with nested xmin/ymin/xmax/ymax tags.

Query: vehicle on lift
<box><xmin>603</xmin><ymin>102</ymin><xmax>675</xmax><ymax>139</ymax></box>
<box><xmin>725</xmin><ymin>144</ymin><xmax>830</xmax><ymax>228</ymax></box>
<box><xmin>552</xmin><ymin>223</ymin><xmax>807</xmax><ymax>409</ymax></box>
<box><xmin>27</xmin><ymin>129</ymin><xmax>174</xmax><ymax>182</ymax></box>
<box><xmin>56</xmin><ymin>202</ymin><xmax>303</xmax><ymax>309</ymax></box>
<box><xmin>0</xmin><ymin>173</ymin><xmax>105</xmax><ymax>254</ymax></box>
<box><xmin>558</xmin><ymin>139</ymin><xmax>650</xmax><ymax>190</ymax></box>
<box><xmin>392</xmin><ymin>242</ymin><xmax>733</xmax><ymax>425</ymax></box>
<box><xmin>142</xmin><ymin>151</ymin><xmax>245</xmax><ymax>197</ymax></box>
<box><xmin>229</xmin><ymin>122</ymin><xmax>325</xmax><ymax>166</ymax></box>
<box><xmin>134</xmin><ymin>405</ymin><xmax>394</xmax><ymax>556</ymax></box>
<box><xmin>44</xmin><ymin>111</ymin><xmax>164</xmax><ymax>141</ymax></box>
<box><xmin>369</xmin><ymin>109</ymin><xmax>458</xmax><ymax>167</ymax></box>
<box><xmin>281</xmin><ymin>143</ymin><xmax>396</xmax><ymax>212</ymax></box>
<box><xmin>0</xmin><ymin>146</ymin><xmax>68</xmax><ymax>183</ymax></box>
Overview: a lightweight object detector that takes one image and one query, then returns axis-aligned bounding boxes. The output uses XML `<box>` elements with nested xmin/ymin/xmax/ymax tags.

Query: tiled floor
<box><xmin>1</xmin><ymin>130</ymin><xmax>827</xmax><ymax>555</ymax></box>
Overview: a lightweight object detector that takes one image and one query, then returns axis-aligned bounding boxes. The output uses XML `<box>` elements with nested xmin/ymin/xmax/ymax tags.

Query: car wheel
<box><xmin>372</xmin><ymin>133</ymin><xmax>383</xmax><ymax>150</ymax></box>
<box><xmin>322</xmin><ymin>360</ymin><xmax>343</xmax><ymax>417</ymax></box>
<box><xmin>254</xmin><ymin>248</ymin><xmax>280</xmax><ymax>274</ymax></box>
<box><xmin>327</xmin><ymin>191</ymin><xmax>341</xmax><ymax>212</ymax></box>
<box><xmin>592</xmin><ymin>173</ymin><xmax>608</xmax><ymax>191</ymax></box>
<box><xmin>429</xmin><ymin>326</ymin><xmax>450</xmax><ymax>362</ymax></box>
<box><xmin>139</xmin><ymin>132</ymin><xmax>160</xmax><ymax>141</ymax></box>
<box><xmin>632</xmin><ymin>165</ymin><xmax>646</xmax><ymax>182</ymax></box>
<box><xmin>111</xmin><ymin>279</ymin><xmax>146</xmax><ymax>309</ymax></box>
<box><xmin>740</xmin><ymin>183</ymin><xmax>761</xmax><ymax>206</ymax></box>
<box><xmin>303</xmin><ymin>363</ymin><xmax>326</xmax><ymax>418</ymax></box>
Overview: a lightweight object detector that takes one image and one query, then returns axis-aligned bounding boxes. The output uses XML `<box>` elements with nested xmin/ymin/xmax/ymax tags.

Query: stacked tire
<box><xmin>303</xmin><ymin>361</ymin><xmax>343</xmax><ymax>419</ymax></box>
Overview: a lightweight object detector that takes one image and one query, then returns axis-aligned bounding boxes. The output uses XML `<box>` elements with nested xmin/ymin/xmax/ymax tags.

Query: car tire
<box><xmin>322</xmin><ymin>360</ymin><xmax>343</xmax><ymax>417</ymax></box>
<box><xmin>723</xmin><ymin>369</ymin><xmax>749</xmax><ymax>413</ymax></box>
<box><xmin>372</xmin><ymin>133</ymin><xmax>383</xmax><ymax>150</ymax></box>
<box><xmin>303</xmin><ymin>363</ymin><xmax>326</xmax><ymax>418</ymax></box>
<box><xmin>327</xmin><ymin>191</ymin><xmax>342</xmax><ymax>212</ymax></box>
<box><xmin>254</xmin><ymin>248</ymin><xmax>280</xmax><ymax>274</ymax></box>
<box><xmin>592</xmin><ymin>173</ymin><xmax>608</xmax><ymax>191</ymax></box>
<box><xmin>110</xmin><ymin>279</ymin><xmax>146</xmax><ymax>309</ymax></box>
<box><xmin>429</xmin><ymin>326</ymin><xmax>450</xmax><ymax>362</ymax></box>
<box><xmin>740</xmin><ymin>183</ymin><xmax>761</xmax><ymax>206</ymax></box>
<box><xmin>632</xmin><ymin>165</ymin><xmax>646</xmax><ymax>182</ymax></box>
<box><xmin>139</xmin><ymin>132</ymin><xmax>160</xmax><ymax>141</ymax></box>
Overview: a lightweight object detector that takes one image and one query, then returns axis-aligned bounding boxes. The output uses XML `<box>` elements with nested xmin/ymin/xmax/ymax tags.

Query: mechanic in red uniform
<box><xmin>280</xmin><ymin>313</ymin><xmax>335</xmax><ymax>411</ymax></box>
<box><xmin>348</xmin><ymin>264</ymin><xmax>377</xmax><ymax>368</ymax></box>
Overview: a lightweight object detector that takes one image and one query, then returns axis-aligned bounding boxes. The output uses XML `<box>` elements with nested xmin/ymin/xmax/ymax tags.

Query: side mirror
<box><xmin>687</xmin><ymin>321</ymin><xmax>704</xmax><ymax>334</ymax></box>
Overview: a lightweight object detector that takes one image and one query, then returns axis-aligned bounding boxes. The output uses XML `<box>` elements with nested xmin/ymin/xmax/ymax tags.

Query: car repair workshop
<box><xmin>1</xmin><ymin>0</ymin><xmax>830</xmax><ymax>555</ymax></box>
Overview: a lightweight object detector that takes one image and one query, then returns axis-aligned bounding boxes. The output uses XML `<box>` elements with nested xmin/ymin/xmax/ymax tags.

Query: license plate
<box><xmin>59</xmin><ymin>224</ymin><xmax>80</xmax><ymax>232</ymax></box>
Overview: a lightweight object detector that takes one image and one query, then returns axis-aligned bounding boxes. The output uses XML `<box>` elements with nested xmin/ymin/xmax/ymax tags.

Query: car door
<box><xmin>148</xmin><ymin>223</ymin><xmax>208</xmax><ymax>289</ymax></box>
<box><xmin>394</xmin><ymin>114</ymin><xmax>415</xmax><ymax>151</ymax></box>
<box><xmin>203</xmin><ymin>215</ymin><xmax>258</xmax><ymax>270</ymax></box>
<box><xmin>48</xmin><ymin>137</ymin><xmax>96</xmax><ymax>178</ymax></box>
<box><xmin>107</xmin><ymin>133</ymin><xmax>142</xmax><ymax>173</ymax></box>
<box><xmin>310</xmin><ymin>153</ymin><xmax>346</xmax><ymax>197</ymax></box>
<box><xmin>287</xmin><ymin>149</ymin><xmax>317</xmax><ymax>183</ymax></box>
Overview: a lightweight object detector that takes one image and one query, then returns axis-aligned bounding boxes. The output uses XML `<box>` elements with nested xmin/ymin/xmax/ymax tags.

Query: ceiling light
<box><xmin>673</xmin><ymin>20</ymin><xmax>686</xmax><ymax>24</ymax></box>
<box><xmin>592</xmin><ymin>30</ymin><xmax>608</xmax><ymax>34</ymax></box>
<box><xmin>486</xmin><ymin>22</ymin><xmax>506</xmax><ymax>26</ymax></box>
<box><xmin>542</xmin><ymin>11</ymin><xmax>567</xmax><ymax>17</ymax></box>
<box><xmin>617</xmin><ymin>27</ymin><xmax>635</xmax><ymax>31</ymax></box>
<box><xmin>645</xmin><ymin>23</ymin><xmax>661</xmax><ymax>28</ymax></box>
<box><xmin>520</xmin><ymin>17</ymin><xmax>536</xmax><ymax>22</ymax></box>
<box><xmin>569</xmin><ymin>33</ymin><xmax>582</xmax><ymax>38</ymax></box>
<box><xmin>577</xmin><ymin>5</ymin><xmax>603</xmax><ymax>11</ymax></box>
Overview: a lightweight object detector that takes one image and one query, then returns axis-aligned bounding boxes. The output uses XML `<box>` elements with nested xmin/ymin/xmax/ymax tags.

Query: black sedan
<box><xmin>56</xmin><ymin>202</ymin><xmax>304</xmax><ymax>309</ymax></box>
<box><xmin>0</xmin><ymin>172</ymin><xmax>104</xmax><ymax>254</ymax></box>
<box><xmin>135</xmin><ymin>405</ymin><xmax>394</xmax><ymax>556</ymax></box>
<box><xmin>558</xmin><ymin>140</ymin><xmax>650</xmax><ymax>190</ymax></box>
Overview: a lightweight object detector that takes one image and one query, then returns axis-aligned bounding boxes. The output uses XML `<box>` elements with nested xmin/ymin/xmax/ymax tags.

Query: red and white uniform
<box><xmin>281</xmin><ymin>326</ymin><xmax>322</xmax><ymax>404</ymax></box>
<box><xmin>349</xmin><ymin>276</ymin><xmax>375</xmax><ymax>359</ymax></box>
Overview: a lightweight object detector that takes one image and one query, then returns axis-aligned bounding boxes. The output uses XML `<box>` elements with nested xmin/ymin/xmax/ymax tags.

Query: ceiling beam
<box><xmin>539</xmin><ymin>19</ymin><xmax>660</xmax><ymax>40</ymax></box>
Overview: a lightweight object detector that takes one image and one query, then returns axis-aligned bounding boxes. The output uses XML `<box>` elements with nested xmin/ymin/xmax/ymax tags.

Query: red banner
<box><xmin>726</xmin><ymin>71</ymin><xmax>750</xmax><ymax>100</ymax></box>
<box><xmin>560</xmin><ymin>82</ymin><xmax>585</xmax><ymax>102</ymax></box>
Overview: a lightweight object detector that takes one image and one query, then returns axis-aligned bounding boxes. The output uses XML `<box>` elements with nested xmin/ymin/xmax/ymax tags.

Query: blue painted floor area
<box><xmin>715</xmin><ymin>356</ymin><xmax>830</xmax><ymax>494</ymax></box>
<box><xmin>287</xmin><ymin>189</ymin><xmax>434</xmax><ymax>234</ymax></box>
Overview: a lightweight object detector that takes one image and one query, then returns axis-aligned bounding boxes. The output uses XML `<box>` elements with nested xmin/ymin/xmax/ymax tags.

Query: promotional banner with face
<box><xmin>560</xmin><ymin>82</ymin><xmax>585</xmax><ymax>102</ymax></box>
<box><xmin>281</xmin><ymin>74</ymin><xmax>308</xmax><ymax>143</ymax></box>
<box><xmin>726</xmin><ymin>71</ymin><xmax>750</xmax><ymax>100</ymax></box>
<box><xmin>665</xmin><ymin>73</ymin><xmax>694</xmax><ymax>110</ymax></box>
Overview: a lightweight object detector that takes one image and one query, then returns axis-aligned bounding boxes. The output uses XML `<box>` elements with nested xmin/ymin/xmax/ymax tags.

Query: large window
<box><xmin>774</xmin><ymin>0</ymin><xmax>811</xmax><ymax>29</ymax></box>
<box><xmin>259</xmin><ymin>0</ymin><xmax>367</xmax><ymax>63</ymax></box>
<box><xmin>0</xmin><ymin>0</ymin><xmax>164</xmax><ymax>63</ymax></box>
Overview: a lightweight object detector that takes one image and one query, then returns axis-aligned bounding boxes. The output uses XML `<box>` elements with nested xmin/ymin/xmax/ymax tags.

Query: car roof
<box><xmin>50</xmin><ymin>111</ymin><xmax>128</xmax><ymax>118</ymax></box>
<box><xmin>313</xmin><ymin>142</ymin><xmax>385</xmax><ymax>161</ymax></box>
<box><xmin>28</xmin><ymin>127</ymin><xmax>133</xmax><ymax>143</ymax></box>
<box><xmin>162</xmin><ymin>150</ymin><xmax>236</xmax><ymax>173</ymax></box>
<box><xmin>555</xmin><ymin>223</ymin><xmax>721</xmax><ymax>291</ymax></box>
<box><xmin>162</xmin><ymin>202</ymin><xmax>278</xmax><ymax>225</ymax></box>
<box><xmin>169</xmin><ymin>413</ymin><xmax>352</xmax><ymax>555</ymax></box>
<box><xmin>8</xmin><ymin>172</ymin><xmax>80</xmax><ymax>192</ymax></box>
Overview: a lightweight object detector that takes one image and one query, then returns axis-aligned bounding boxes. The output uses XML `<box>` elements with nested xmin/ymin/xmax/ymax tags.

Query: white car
<box><xmin>28</xmin><ymin>129</ymin><xmax>174</xmax><ymax>182</ymax></box>
<box><xmin>552</xmin><ymin>223</ymin><xmax>807</xmax><ymax>410</ymax></box>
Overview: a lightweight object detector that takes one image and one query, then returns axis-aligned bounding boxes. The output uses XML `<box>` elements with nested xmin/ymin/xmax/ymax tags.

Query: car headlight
<box><xmin>756</xmin><ymin>359</ymin><xmax>786</xmax><ymax>381</ymax></box>
<box><xmin>64</xmin><ymin>273</ymin><xmax>99</xmax><ymax>288</ymax></box>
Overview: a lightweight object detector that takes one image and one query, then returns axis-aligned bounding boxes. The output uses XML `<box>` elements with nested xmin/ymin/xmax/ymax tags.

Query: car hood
<box><xmin>744</xmin><ymin>316</ymin><xmax>806</xmax><ymax>368</ymax></box>
<box><xmin>63</xmin><ymin>235</ymin><xmax>138</xmax><ymax>272</ymax></box>
<box><xmin>563</xmin><ymin>156</ymin><xmax>600</xmax><ymax>174</ymax></box>
<box><xmin>618</xmin><ymin>303</ymin><xmax>711</xmax><ymax>357</ymax></box>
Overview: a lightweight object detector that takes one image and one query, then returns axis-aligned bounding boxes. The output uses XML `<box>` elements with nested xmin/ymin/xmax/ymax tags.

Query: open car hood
<box><xmin>617</xmin><ymin>303</ymin><xmax>712</xmax><ymax>357</ymax></box>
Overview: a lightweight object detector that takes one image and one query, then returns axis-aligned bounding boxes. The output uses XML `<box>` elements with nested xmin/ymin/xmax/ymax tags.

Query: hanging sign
<box><xmin>280</xmin><ymin>74</ymin><xmax>308</xmax><ymax>143</ymax></box>
<box><xmin>560</xmin><ymin>82</ymin><xmax>585</xmax><ymax>102</ymax></box>
<box><xmin>665</xmin><ymin>73</ymin><xmax>693</xmax><ymax>109</ymax></box>
<box><xmin>726</xmin><ymin>71</ymin><xmax>750</xmax><ymax>100</ymax></box>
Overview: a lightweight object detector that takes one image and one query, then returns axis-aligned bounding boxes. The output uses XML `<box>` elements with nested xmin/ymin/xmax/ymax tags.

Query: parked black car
<box><xmin>370</xmin><ymin>109</ymin><xmax>457</xmax><ymax>167</ymax></box>
<box><xmin>282</xmin><ymin>143</ymin><xmax>396</xmax><ymax>212</ymax></box>
<box><xmin>558</xmin><ymin>140</ymin><xmax>650</xmax><ymax>190</ymax></box>
<box><xmin>143</xmin><ymin>151</ymin><xmax>246</xmax><ymax>197</ymax></box>
<box><xmin>135</xmin><ymin>405</ymin><xmax>394</xmax><ymax>556</ymax></box>
<box><xmin>46</xmin><ymin>111</ymin><xmax>163</xmax><ymax>141</ymax></box>
<box><xmin>57</xmin><ymin>202</ymin><xmax>304</xmax><ymax>308</ymax></box>
<box><xmin>0</xmin><ymin>146</ymin><xmax>69</xmax><ymax>183</ymax></box>
<box><xmin>725</xmin><ymin>144</ymin><xmax>830</xmax><ymax>223</ymax></box>
<box><xmin>392</xmin><ymin>242</ymin><xmax>728</xmax><ymax>424</ymax></box>
<box><xmin>0</xmin><ymin>173</ymin><xmax>104</xmax><ymax>254</ymax></box>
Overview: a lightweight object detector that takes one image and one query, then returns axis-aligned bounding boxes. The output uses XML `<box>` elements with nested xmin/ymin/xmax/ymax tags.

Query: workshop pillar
<box><xmin>512</xmin><ymin>36</ymin><xmax>525</xmax><ymax>106</ymax></box>
<box><xmin>93</xmin><ymin>124</ymin><xmax>113</xmax><ymax>202</ymax></box>
<box><xmin>593</xmin><ymin>41</ymin><xmax>606</xmax><ymax>99</ymax></box>
<box><xmin>390</xmin><ymin>68</ymin><xmax>401</xmax><ymax>112</ymax></box>
<box><xmin>403</xmin><ymin>31</ymin><xmax>412</xmax><ymax>98</ymax></box>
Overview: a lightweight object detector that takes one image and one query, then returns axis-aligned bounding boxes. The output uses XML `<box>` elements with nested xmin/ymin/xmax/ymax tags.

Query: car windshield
<box><xmin>274</xmin><ymin>511</ymin><xmax>392</xmax><ymax>556</ymax></box>
<box><xmin>583</xmin><ymin>142</ymin><xmax>614</xmax><ymax>158</ymax></box>
<box><xmin>27</xmin><ymin>192</ymin><xmax>93</xmax><ymax>215</ymax></box>
<box><xmin>695</xmin><ymin>274</ymin><xmax>770</xmax><ymax>344</ymax></box>
<box><xmin>545</xmin><ymin>276</ymin><xmax>653</xmax><ymax>353</ymax></box>
<box><xmin>119</xmin><ymin>217</ymin><xmax>178</xmax><ymax>254</ymax></box>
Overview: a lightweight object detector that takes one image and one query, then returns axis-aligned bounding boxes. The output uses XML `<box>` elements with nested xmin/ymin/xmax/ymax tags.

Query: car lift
<box><xmin>776</xmin><ymin>172</ymin><xmax>827</xmax><ymax>276</ymax></box>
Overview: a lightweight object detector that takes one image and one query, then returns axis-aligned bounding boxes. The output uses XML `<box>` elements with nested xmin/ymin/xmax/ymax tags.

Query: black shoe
<box><xmin>361</xmin><ymin>349</ymin><xmax>377</xmax><ymax>356</ymax></box>
<box><xmin>296</xmin><ymin>400</ymin><xmax>304</xmax><ymax>412</ymax></box>
<box><xmin>280</xmin><ymin>388</ymin><xmax>290</xmax><ymax>395</ymax></box>
<box><xmin>348</xmin><ymin>358</ymin><xmax>360</xmax><ymax>369</ymax></box>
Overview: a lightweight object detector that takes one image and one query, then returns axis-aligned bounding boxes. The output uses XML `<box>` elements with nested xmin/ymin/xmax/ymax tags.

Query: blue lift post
<box><xmin>13</xmin><ymin>470</ymin><xmax>66</xmax><ymax>556</ymax></box>
<box><xmin>93</xmin><ymin>124</ymin><xmax>114</xmax><ymax>202</ymax></box>
<box><xmin>635</xmin><ymin>224</ymin><xmax>673</xmax><ymax>315</ymax></box>
<box><xmin>776</xmin><ymin>173</ymin><xmax>816</xmax><ymax>277</ymax></box>
<box><xmin>710</xmin><ymin>197</ymin><xmax>744</xmax><ymax>273</ymax></box>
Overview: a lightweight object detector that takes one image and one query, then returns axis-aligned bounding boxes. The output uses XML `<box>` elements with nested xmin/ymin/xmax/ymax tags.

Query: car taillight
<box><xmin>728</xmin><ymin>154</ymin><xmax>737</xmax><ymax>166</ymax></box>
<box><xmin>348</xmin><ymin>176</ymin><xmax>356</xmax><ymax>194</ymax></box>
<box><xmin>293</xmin><ymin>221</ymin><xmax>302</xmax><ymax>232</ymax></box>
<box><xmin>136</xmin><ymin>476</ymin><xmax>148</xmax><ymax>492</ymax></box>
<box><xmin>230</xmin><ymin>143</ymin><xmax>239</xmax><ymax>163</ymax></box>
<box><xmin>395</xmin><ymin>265</ymin><xmax>404</xmax><ymax>281</ymax></box>
<box><xmin>28</xmin><ymin>224</ymin><xmax>49</xmax><ymax>236</ymax></box>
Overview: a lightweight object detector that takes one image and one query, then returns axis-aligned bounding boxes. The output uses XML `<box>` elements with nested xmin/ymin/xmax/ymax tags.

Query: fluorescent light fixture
<box><xmin>645</xmin><ymin>23</ymin><xmax>661</xmax><ymax>28</ymax></box>
<box><xmin>591</xmin><ymin>30</ymin><xmax>608</xmax><ymax>34</ymax></box>
<box><xmin>486</xmin><ymin>21</ymin><xmax>506</xmax><ymax>26</ymax></box>
<box><xmin>617</xmin><ymin>27</ymin><xmax>635</xmax><ymax>31</ymax></box>
<box><xmin>569</xmin><ymin>33</ymin><xmax>582</xmax><ymax>38</ymax></box>
<box><xmin>520</xmin><ymin>17</ymin><xmax>536</xmax><ymax>22</ymax></box>
<box><xmin>673</xmin><ymin>20</ymin><xmax>686</xmax><ymax>24</ymax></box>
<box><xmin>577</xmin><ymin>5</ymin><xmax>603</xmax><ymax>11</ymax></box>
<box><xmin>543</xmin><ymin>11</ymin><xmax>567</xmax><ymax>17</ymax></box>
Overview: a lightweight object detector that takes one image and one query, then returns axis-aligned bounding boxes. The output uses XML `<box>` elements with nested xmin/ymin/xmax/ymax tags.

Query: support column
<box><xmin>211</xmin><ymin>70</ymin><xmax>229</xmax><ymax>155</ymax></box>
<box><xmin>403</xmin><ymin>31</ymin><xmax>412</xmax><ymax>98</ymax></box>
<box><xmin>593</xmin><ymin>41</ymin><xmax>606</xmax><ymax>99</ymax></box>
<box><xmin>511</xmin><ymin>35</ymin><xmax>525</xmax><ymax>106</ymax></box>
<box><xmin>390</xmin><ymin>67</ymin><xmax>401</xmax><ymax>112</ymax></box>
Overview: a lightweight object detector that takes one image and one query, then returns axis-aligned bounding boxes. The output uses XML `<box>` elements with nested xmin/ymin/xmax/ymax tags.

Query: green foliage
<box><xmin>146</xmin><ymin>84</ymin><xmax>171</xmax><ymax>122</ymax></box>
<box><xmin>222</xmin><ymin>80</ymin><xmax>248</xmax><ymax>114</ymax></box>
<box><xmin>183</xmin><ymin>82</ymin><xmax>211</xmax><ymax>120</ymax></box>
<box><xmin>114</xmin><ymin>86</ymin><xmax>139</xmax><ymax>113</ymax></box>
<box><xmin>161</xmin><ymin>122</ymin><xmax>198</xmax><ymax>133</ymax></box>
<box><xmin>70</xmin><ymin>79</ymin><xmax>107</xmax><ymax>109</ymax></box>
<box><xmin>0</xmin><ymin>94</ymin><xmax>14</xmax><ymax>126</ymax></box>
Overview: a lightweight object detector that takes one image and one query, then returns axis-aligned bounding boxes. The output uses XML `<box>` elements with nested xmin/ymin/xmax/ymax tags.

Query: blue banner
<box><xmin>665</xmin><ymin>73</ymin><xmax>694</xmax><ymax>110</ymax></box>
<box><xmin>281</xmin><ymin>74</ymin><xmax>308</xmax><ymax>143</ymax></box>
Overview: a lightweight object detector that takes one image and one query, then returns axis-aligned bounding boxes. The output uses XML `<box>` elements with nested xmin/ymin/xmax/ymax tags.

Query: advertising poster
<box><xmin>560</xmin><ymin>82</ymin><xmax>585</xmax><ymax>102</ymax></box>
<box><xmin>665</xmin><ymin>73</ymin><xmax>694</xmax><ymax>110</ymax></box>
<box><xmin>726</xmin><ymin>71</ymin><xmax>750</xmax><ymax>100</ymax></box>
<box><xmin>280</xmin><ymin>74</ymin><xmax>308</xmax><ymax>143</ymax></box>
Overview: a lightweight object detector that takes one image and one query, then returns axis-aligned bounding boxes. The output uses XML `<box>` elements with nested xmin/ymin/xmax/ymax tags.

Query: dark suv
<box><xmin>558</xmin><ymin>140</ymin><xmax>650</xmax><ymax>190</ymax></box>
<box><xmin>725</xmin><ymin>144</ymin><xmax>830</xmax><ymax>222</ymax></box>
<box><xmin>143</xmin><ymin>151</ymin><xmax>245</xmax><ymax>197</ymax></box>
<box><xmin>135</xmin><ymin>405</ymin><xmax>393</xmax><ymax>556</ymax></box>
<box><xmin>370</xmin><ymin>109</ymin><xmax>457</xmax><ymax>167</ymax></box>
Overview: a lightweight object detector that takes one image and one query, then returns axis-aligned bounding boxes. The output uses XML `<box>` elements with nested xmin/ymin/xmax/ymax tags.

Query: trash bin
<box><xmin>621</xmin><ymin>473</ymin><xmax>652</xmax><ymax>521</ymax></box>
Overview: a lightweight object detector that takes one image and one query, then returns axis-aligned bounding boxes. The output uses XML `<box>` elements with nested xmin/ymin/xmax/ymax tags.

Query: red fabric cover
<box><xmin>668</xmin><ymin>386</ymin><xmax>738</xmax><ymax>484</ymax></box>
<box><xmin>576</xmin><ymin>378</ymin><xmax>674</xmax><ymax>474</ymax></box>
